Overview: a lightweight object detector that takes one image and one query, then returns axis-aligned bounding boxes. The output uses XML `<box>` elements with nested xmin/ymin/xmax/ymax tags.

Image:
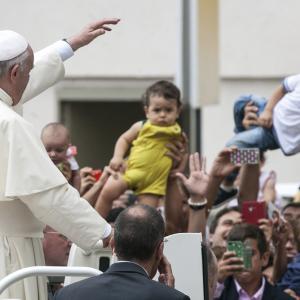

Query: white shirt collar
<box><xmin>234</xmin><ymin>277</ymin><xmax>265</xmax><ymax>300</ymax></box>
<box><xmin>0</xmin><ymin>88</ymin><xmax>13</xmax><ymax>106</ymax></box>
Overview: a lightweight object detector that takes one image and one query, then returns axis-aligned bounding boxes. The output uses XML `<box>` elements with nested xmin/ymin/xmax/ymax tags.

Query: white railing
<box><xmin>0</xmin><ymin>266</ymin><xmax>101</xmax><ymax>295</ymax></box>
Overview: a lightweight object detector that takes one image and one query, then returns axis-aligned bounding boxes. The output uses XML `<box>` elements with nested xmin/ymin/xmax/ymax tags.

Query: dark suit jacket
<box><xmin>216</xmin><ymin>276</ymin><xmax>293</xmax><ymax>300</ymax></box>
<box><xmin>54</xmin><ymin>262</ymin><xmax>190</xmax><ymax>300</ymax></box>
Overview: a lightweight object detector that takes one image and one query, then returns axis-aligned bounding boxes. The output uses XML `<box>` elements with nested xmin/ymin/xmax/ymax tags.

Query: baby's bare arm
<box><xmin>259</xmin><ymin>84</ymin><xmax>286</xmax><ymax>128</ymax></box>
<box><xmin>110</xmin><ymin>121</ymin><xmax>143</xmax><ymax>171</ymax></box>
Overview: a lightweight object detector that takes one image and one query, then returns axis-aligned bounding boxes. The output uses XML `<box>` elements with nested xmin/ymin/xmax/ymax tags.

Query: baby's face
<box><xmin>42</xmin><ymin>131</ymin><xmax>69</xmax><ymax>165</ymax></box>
<box><xmin>144</xmin><ymin>95</ymin><xmax>180</xmax><ymax>126</ymax></box>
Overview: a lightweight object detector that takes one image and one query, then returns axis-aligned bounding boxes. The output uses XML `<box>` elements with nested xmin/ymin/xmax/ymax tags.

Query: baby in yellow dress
<box><xmin>95</xmin><ymin>80</ymin><xmax>182</xmax><ymax>217</ymax></box>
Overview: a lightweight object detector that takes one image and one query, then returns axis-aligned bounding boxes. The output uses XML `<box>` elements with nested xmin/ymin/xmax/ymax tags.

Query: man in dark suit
<box><xmin>215</xmin><ymin>223</ymin><xmax>293</xmax><ymax>300</ymax></box>
<box><xmin>54</xmin><ymin>204</ymin><xmax>190</xmax><ymax>300</ymax></box>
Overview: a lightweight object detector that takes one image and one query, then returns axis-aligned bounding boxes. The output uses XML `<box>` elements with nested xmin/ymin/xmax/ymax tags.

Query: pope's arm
<box><xmin>20</xmin><ymin>18</ymin><xmax>120</xmax><ymax>104</ymax></box>
<box><xmin>19</xmin><ymin>184</ymin><xmax>111</xmax><ymax>251</ymax></box>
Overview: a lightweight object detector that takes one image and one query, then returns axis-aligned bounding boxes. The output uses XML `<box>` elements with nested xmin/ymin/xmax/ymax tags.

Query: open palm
<box><xmin>176</xmin><ymin>153</ymin><xmax>209</xmax><ymax>197</ymax></box>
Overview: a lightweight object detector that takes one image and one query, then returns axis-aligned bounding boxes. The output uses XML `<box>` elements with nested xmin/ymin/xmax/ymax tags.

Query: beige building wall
<box><xmin>203</xmin><ymin>0</ymin><xmax>300</xmax><ymax>183</ymax></box>
<box><xmin>2</xmin><ymin>0</ymin><xmax>300</xmax><ymax>182</ymax></box>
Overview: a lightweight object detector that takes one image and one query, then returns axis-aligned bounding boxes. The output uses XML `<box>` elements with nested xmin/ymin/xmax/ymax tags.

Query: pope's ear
<box><xmin>9</xmin><ymin>64</ymin><xmax>20</xmax><ymax>83</ymax></box>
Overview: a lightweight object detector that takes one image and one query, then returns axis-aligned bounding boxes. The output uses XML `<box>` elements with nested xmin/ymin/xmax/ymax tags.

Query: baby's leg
<box><xmin>233</xmin><ymin>95</ymin><xmax>266</xmax><ymax>133</ymax></box>
<box><xmin>95</xmin><ymin>175</ymin><xmax>128</xmax><ymax>218</ymax></box>
<box><xmin>138</xmin><ymin>194</ymin><xmax>160</xmax><ymax>208</ymax></box>
<box><xmin>226</xmin><ymin>126</ymin><xmax>279</xmax><ymax>151</ymax></box>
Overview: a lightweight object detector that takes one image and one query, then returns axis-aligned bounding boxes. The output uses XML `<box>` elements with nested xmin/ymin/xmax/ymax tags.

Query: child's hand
<box><xmin>258</xmin><ymin>109</ymin><xmax>273</xmax><ymax>128</ymax></box>
<box><xmin>109</xmin><ymin>157</ymin><xmax>124</xmax><ymax>171</ymax></box>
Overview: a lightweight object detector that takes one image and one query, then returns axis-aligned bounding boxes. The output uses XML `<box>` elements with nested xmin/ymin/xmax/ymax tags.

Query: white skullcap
<box><xmin>0</xmin><ymin>30</ymin><xmax>28</xmax><ymax>61</ymax></box>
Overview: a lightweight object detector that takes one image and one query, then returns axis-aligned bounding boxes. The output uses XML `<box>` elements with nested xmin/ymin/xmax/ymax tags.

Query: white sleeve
<box><xmin>20</xmin><ymin>40</ymin><xmax>74</xmax><ymax>104</ymax></box>
<box><xmin>19</xmin><ymin>183</ymin><xmax>111</xmax><ymax>252</ymax></box>
<box><xmin>40</xmin><ymin>40</ymin><xmax>74</xmax><ymax>62</ymax></box>
<box><xmin>20</xmin><ymin>49</ymin><xmax>65</xmax><ymax>104</ymax></box>
<box><xmin>283</xmin><ymin>74</ymin><xmax>300</xmax><ymax>92</ymax></box>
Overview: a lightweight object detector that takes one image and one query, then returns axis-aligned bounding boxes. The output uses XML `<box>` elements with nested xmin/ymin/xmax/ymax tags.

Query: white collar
<box><xmin>234</xmin><ymin>277</ymin><xmax>265</xmax><ymax>300</ymax></box>
<box><xmin>0</xmin><ymin>88</ymin><xmax>13</xmax><ymax>106</ymax></box>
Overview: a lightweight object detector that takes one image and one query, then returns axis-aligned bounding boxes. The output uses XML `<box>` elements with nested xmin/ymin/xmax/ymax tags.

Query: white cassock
<box><xmin>0</xmin><ymin>45</ymin><xmax>110</xmax><ymax>300</ymax></box>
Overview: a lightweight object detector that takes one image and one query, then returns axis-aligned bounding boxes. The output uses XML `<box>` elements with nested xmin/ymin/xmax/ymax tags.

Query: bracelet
<box><xmin>187</xmin><ymin>198</ymin><xmax>207</xmax><ymax>210</ymax></box>
<box><xmin>62</xmin><ymin>38</ymin><xmax>70</xmax><ymax>46</ymax></box>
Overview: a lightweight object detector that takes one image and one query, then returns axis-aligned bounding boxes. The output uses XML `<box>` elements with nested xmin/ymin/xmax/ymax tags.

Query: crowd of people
<box><xmin>1</xmin><ymin>15</ymin><xmax>300</xmax><ymax>300</ymax></box>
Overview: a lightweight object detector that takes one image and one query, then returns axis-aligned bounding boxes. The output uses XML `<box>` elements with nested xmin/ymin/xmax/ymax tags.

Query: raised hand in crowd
<box><xmin>210</xmin><ymin>148</ymin><xmax>240</xmax><ymax>179</ymax></box>
<box><xmin>271</xmin><ymin>214</ymin><xmax>292</xmax><ymax>284</ymax></box>
<box><xmin>164</xmin><ymin>134</ymin><xmax>189</xmax><ymax>235</ymax></box>
<box><xmin>261</xmin><ymin>170</ymin><xmax>277</xmax><ymax>204</ymax></box>
<box><xmin>80</xmin><ymin>167</ymin><xmax>97</xmax><ymax>196</ymax></box>
<box><xmin>206</xmin><ymin>147</ymin><xmax>240</xmax><ymax>210</ymax></box>
<box><xmin>176</xmin><ymin>153</ymin><xmax>209</xmax><ymax>199</ymax></box>
<box><xmin>217</xmin><ymin>251</ymin><xmax>244</xmax><ymax>284</ymax></box>
<box><xmin>166</xmin><ymin>132</ymin><xmax>189</xmax><ymax>177</ymax></box>
<box><xmin>258</xmin><ymin>218</ymin><xmax>273</xmax><ymax>243</ymax></box>
<box><xmin>176</xmin><ymin>153</ymin><xmax>209</xmax><ymax>234</ymax></box>
<box><xmin>80</xmin><ymin>166</ymin><xmax>117</xmax><ymax>206</ymax></box>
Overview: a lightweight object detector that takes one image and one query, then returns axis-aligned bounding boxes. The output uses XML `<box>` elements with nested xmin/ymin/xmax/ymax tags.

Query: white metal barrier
<box><xmin>0</xmin><ymin>266</ymin><xmax>101</xmax><ymax>295</ymax></box>
<box><xmin>162</xmin><ymin>233</ymin><xmax>206</xmax><ymax>300</ymax></box>
<box><xmin>65</xmin><ymin>243</ymin><xmax>114</xmax><ymax>285</ymax></box>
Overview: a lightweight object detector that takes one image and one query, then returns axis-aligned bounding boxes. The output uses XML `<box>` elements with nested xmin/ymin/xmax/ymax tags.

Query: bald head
<box><xmin>114</xmin><ymin>205</ymin><xmax>165</xmax><ymax>261</ymax></box>
<box><xmin>41</xmin><ymin>123</ymin><xmax>70</xmax><ymax>165</ymax></box>
<box><xmin>41</xmin><ymin>123</ymin><xmax>70</xmax><ymax>142</ymax></box>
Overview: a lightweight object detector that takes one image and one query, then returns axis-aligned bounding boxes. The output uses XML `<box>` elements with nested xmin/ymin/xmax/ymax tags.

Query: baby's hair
<box><xmin>142</xmin><ymin>80</ymin><xmax>182</xmax><ymax>107</ymax></box>
<box><xmin>41</xmin><ymin>122</ymin><xmax>70</xmax><ymax>143</ymax></box>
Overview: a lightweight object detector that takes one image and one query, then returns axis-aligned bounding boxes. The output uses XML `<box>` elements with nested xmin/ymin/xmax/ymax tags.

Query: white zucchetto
<box><xmin>0</xmin><ymin>30</ymin><xmax>28</xmax><ymax>61</ymax></box>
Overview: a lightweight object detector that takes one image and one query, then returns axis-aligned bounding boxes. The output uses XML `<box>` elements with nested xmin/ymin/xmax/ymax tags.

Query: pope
<box><xmin>0</xmin><ymin>18</ymin><xmax>119</xmax><ymax>300</ymax></box>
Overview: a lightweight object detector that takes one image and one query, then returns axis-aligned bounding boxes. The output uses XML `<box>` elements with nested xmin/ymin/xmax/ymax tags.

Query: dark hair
<box><xmin>289</xmin><ymin>219</ymin><xmax>300</xmax><ymax>252</ymax></box>
<box><xmin>209</xmin><ymin>207</ymin><xmax>240</xmax><ymax>234</ymax></box>
<box><xmin>227</xmin><ymin>223</ymin><xmax>268</xmax><ymax>256</ymax></box>
<box><xmin>142</xmin><ymin>80</ymin><xmax>181</xmax><ymax>107</ymax></box>
<box><xmin>114</xmin><ymin>204</ymin><xmax>165</xmax><ymax>261</ymax></box>
<box><xmin>106</xmin><ymin>207</ymin><xmax>125</xmax><ymax>224</ymax></box>
<box><xmin>282</xmin><ymin>202</ymin><xmax>300</xmax><ymax>213</ymax></box>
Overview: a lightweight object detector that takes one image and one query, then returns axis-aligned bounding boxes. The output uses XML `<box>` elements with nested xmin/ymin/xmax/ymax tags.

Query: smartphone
<box><xmin>227</xmin><ymin>241</ymin><xmax>252</xmax><ymax>270</ymax></box>
<box><xmin>227</xmin><ymin>241</ymin><xmax>244</xmax><ymax>258</ymax></box>
<box><xmin>230</xmin><ymin>148</ymin><xmax>260</xmax><ymax>165</ymax></box>
<box><xmin>242</xmin><ymin>201</ymin><xmax>266</xmax><ymax>225</ymax></box>
<box><xmin>91</xmin><ymin>169</ymin><xmax>102</xmax><ymax>181</ymax></box>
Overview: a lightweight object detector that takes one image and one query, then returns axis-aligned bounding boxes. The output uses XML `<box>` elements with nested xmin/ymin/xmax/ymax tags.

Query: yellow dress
<box><xmin>123</xmin><ymin>120</ymin><xmax>181</xmax><ymax>195</ymax></box>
